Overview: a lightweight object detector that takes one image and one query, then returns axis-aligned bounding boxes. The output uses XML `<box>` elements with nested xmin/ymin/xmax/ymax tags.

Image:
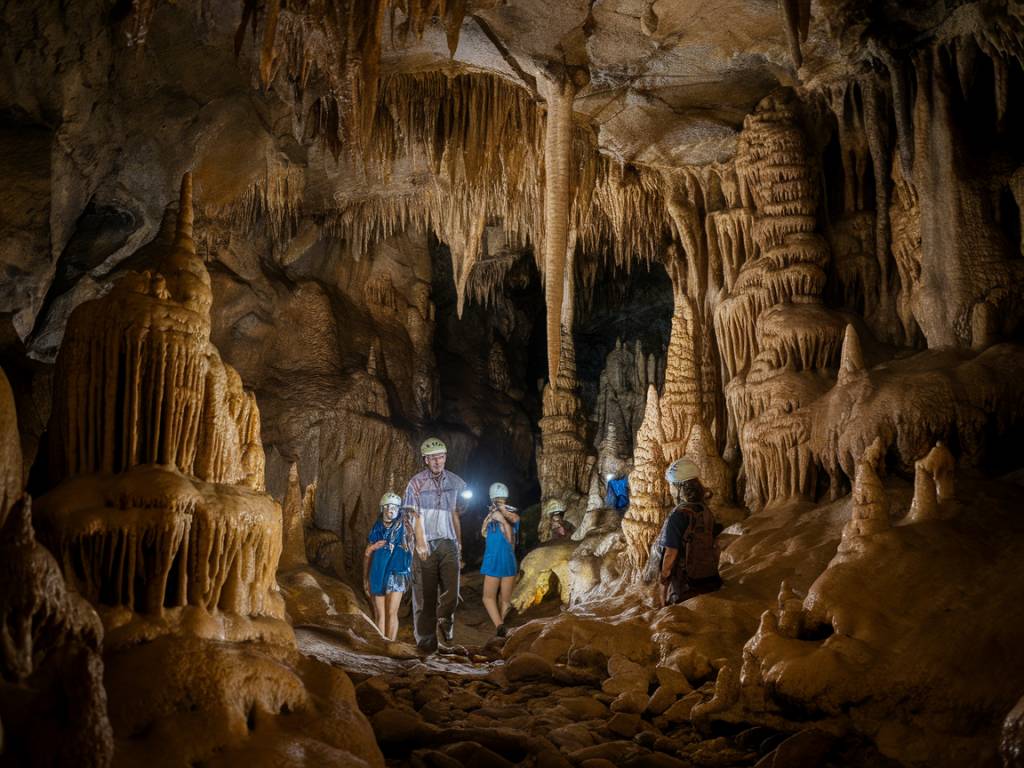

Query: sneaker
<box><xmin>496</xmin><ymin>624</ymin><xmax>507</xmax><ymax>638</ymax></box>
<box><xmin>438</xmin><ymin>619</ymin><xmax>454</xmax><ymax>643</ymax></box>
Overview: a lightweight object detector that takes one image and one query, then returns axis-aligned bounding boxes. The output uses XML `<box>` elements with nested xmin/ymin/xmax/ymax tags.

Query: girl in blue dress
<box><xmin>363</xmin><ymin>492</ymin><xmax>426</xmax><ymax>640</ymax></box>
<box><xmin>480</xmin><ymin>482</ymin><xmax>521</xmax><ymax>637</ymax></box>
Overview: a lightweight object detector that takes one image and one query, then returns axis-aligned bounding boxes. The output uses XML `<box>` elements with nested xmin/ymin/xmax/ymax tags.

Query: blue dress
<box><xmin>368</xmin><ymin>518</ymin><xmax>412</xmax><ymax>595</ymax></box>
<box><xmin>481</xmin><ymin>516</ymin><xmax>519</xmax><ymax>578</ymax></box>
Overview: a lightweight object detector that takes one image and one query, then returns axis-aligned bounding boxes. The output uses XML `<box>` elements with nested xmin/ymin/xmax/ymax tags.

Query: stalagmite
<box><xmin>716</xmin><ymin>92</ymin><xmax>842</xmax><ymax>509</ymax></box>
<box><xmin>537</xmin><ymin>332</ymin><xmax>592</xmax><ymax>518</ymax></box>
<box><xmin>685</xmin><ymin>422</ymin><xmax>731</xmax><ymax>504</ymax></box>
<box><xmin>839</xmin><ymin>437</ymin><xmax>890</xmax><ymax>551</ymax></box>
<box><xmin>35</xmin><ymin>174</ymin><xmax>285</xmax><ymax>643</ymax></box>
<box><xmin>908</xmin><ymin>442</ymin><xmax>956</xmax><ymax>522</ymax></box>
<box><xmin>540</xmin><ymin>75</ymin><xmax>577</xmax><ymax>384</ymax></box>
<box><xmin>623</xmin><ymin>385</ymin><xmax>669</xmax><ymax>569</ymax></box>
<box><xmin>691</xmin><ymin>662</ymin><xmax>740</xmax><ymax>719</ymax></box>
<box><xmin>48</xmin><ymin>174</ymin><xmax>264</xmax><ymax>489</ymax></box>
<box><xmin>776</xmin><ymin>580</ymin><xmax>804</xmax><ymax>639</ymax></box>
<box><xmin>661</xmin><ymin>277</ymin><xmax>705</xmax><ymax>463</ymax></box>
<box><xmin>837</xmin><ymin>323</ymin><xmax>866</xmax><ymax>385</ymax></box>
<box><xmin>280</xmin><ymin>462</ymin><xmax>307</xmax><ymax>571</ymax></box>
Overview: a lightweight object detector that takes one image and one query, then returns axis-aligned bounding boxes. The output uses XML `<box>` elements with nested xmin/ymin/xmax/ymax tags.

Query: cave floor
<box><xmin>295</xmin><ymin>571</ymin><xmax>777</xmax><ymax>768</ymax></box>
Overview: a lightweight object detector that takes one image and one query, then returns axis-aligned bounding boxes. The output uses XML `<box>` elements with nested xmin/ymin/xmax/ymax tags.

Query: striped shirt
<box><xmin>403</xmin><ymin>469</ymin><xmax>466</xmax><ymax>543</ymax></box>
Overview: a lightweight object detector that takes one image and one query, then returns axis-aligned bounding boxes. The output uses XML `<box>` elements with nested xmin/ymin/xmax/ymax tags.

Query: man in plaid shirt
<box><xmin>403</xmin><ymin>437</ymin><xmax>467</xmax><ymax>652</ymax></box>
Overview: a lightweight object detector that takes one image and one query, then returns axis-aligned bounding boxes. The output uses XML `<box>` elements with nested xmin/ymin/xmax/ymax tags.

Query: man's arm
<box><xmin>408</xmin><ymin>509</ymin><xmax>429</xmax><ymax>560</ymax></box>
<box><xmin>452</xmin><ymin>507</ymin><xmax>463</xmax><ymax>565</ymax></box>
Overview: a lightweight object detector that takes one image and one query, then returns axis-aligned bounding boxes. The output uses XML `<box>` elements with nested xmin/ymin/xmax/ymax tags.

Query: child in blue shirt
<box><xmin>364</xmin><ymin>491</ymin><xmax>426</xmax><ymax>640</ymax></box>
<box><xmin>480</xmin><ymin>482</ymin><xmax>520</xmax><ymax>637</ymax></box>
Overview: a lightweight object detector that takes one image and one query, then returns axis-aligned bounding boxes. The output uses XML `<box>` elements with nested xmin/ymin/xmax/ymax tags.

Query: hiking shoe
<box><xmin>438</xmin><ymin>619</ymin><xmax>454</xmax><ymax>643</ymax></box>
<box><xmin>496</xmin><ymin>624</ymin><xmax>507</xmax><ymax>638</ymax></box>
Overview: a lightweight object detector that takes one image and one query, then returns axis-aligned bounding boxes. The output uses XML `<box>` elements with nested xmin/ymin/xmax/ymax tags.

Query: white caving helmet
<box><xmin>489</xmin><ymin>482</ymin><xmax>509</xmax><ymax>501</ymax></box>
<box><xmin>420</xmin><ymin>437</ymin><xmax>447</xmax><ymax>456</ymax></box>
<box><xmin>543</xmin><ymin>498</ymin><xmax>566</xmax><ymax>517</ymax></box>
<box><xmin>665</xmin><ymin>457</ymin><xmax>700</xmax><ymax>486</ymax></box>
<box><xmin>380</xmin><ymin>491</ymin><xmax>402</xmax><ymax>522</ymax></box>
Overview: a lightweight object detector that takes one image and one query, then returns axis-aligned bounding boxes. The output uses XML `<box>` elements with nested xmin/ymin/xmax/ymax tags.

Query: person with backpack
<box><xmin>657</xmin><ymin>457</ymin><xmax>723</xmax><ymax>607</ymax></box>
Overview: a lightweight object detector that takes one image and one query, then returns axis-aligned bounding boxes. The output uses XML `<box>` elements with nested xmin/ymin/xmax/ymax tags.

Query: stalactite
<box><xmin>706</xmin><ymin>207</ymin><xmax>757</xmax><ymax>296</ymax></box>
<box><xmin>209</xmin><ymin>155</ymin><xmax>304</xmax><ymax>244</ymax></box>
<box><xmin>35</xmin><ymin>468</ymin><xmax>284</xmax><ymax>619</ymax></box>
<box><xmin>541</xmin><ymin>76</ymin><xmax>577</xmax><ymax>384</ymax></box>
<box><xmin>779</xmin><ymin>0</ymin><xmax>810</xmax><ymax>69</ymax></box>
<box><xmin>465</xmin><ymin>253</ymin><xmax>521</xmax><ymax>310</ymax></box>
<box><xmin>877</xmin><ymin>49</ymin><xmax>915</xmax><ymax>176</ymax></box>
<box><xmin>889</xmin><ymin>156</ymin><xmax>922</xmax><ymax>344</ymax></box>
<box><xmin>233</xmin><ymin>0</ymin><xmax>468</xmax><ymax>148</ymax></box>
<box><xmin>451</xmin><ymin>203</ymin><xmax>487</xmax><ymax>318</ymax></box>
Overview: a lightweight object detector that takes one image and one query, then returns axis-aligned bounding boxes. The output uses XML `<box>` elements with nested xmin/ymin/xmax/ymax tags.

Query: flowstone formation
<box><xmin>718</xmin><ymin>92</ymin><xmax>842</xmax><ymax>511</ymax></box>
<box><xmin>537</xmin><ymin>336</ymin><xmax>592</xmax><ymax>527</ymax></box>
<box><xmin>3</xmin><ymin>1</ymin><xmax>1024</xmax><ymax>767</ymax></box>
<box><xmin>0</xmin><ymin>366</ymin><xmax>113</xmax><ymax>768</ymax></box>
<box><xmin>29</xmin><ymin>175</ymin><xmax>382</xmax><ymax>767</ymax></box>
<box><xmin>35</xmin><ymin>176</ymin><xmax>283</xmax><ymax>644</ymax></box>
<box><xmin>738</xmin><ymin>449</ymin><xmax>1024</xmax><ymax>767</ymax></box>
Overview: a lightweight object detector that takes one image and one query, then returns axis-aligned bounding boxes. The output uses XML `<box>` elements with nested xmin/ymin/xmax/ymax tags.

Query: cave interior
<box><xmin>1</xmin><ymin>1</ymin><xmax>1024</xmax><ymax>767</ymax></box>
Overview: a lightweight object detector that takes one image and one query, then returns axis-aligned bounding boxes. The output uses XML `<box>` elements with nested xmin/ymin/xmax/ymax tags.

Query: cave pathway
<box><xmin>296</xmin><ymin>572</ymin><xmax>780</xmax><ymax>768</ymax></box>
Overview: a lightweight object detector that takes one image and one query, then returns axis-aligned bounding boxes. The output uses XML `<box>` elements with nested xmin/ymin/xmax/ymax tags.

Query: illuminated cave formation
<box><xmin>1</xmin><ymin>2</ymin><xmax>1024</xmax><ymax>767</ymax></box>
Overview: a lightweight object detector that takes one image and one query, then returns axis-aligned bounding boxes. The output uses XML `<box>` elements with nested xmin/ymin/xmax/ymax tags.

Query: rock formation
<box><xmin>27</xmin><ymin>175</ymin><xmax>381</xmax><ymax>766</ymax></box>
<box><xmin>2</xmin><ymin>2</ymin><xmax>1024</xmax><ymax>766</ymax></box>
<box><xmin>0</xmin><ymin>366</ymin><xmax>113</xmax><ymax>767</ymax></box>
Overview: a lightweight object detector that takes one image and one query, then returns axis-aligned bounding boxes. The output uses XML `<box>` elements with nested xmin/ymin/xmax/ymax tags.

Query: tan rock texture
<box><xmin>0</xmin><ymin>365</ymin><xmax>113</xmax><ymax>767</ymax></box>
<box><xmin>1</xmin><ymin>2</ymin><xmax>1023</xmax><ymax>767</ymax></box>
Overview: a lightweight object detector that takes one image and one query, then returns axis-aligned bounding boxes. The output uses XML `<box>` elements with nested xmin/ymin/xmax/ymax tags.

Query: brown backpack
<box><xmin>679</xmin><ymin>502</ymin><xmax>719</xmax><ymax>580</ymax></box>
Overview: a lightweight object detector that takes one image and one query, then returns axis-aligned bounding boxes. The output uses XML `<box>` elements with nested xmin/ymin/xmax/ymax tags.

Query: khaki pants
<box><xmin>412</xmin><ymin>538</ymin><xmax>459</xmax><ymax>649</ymax></box>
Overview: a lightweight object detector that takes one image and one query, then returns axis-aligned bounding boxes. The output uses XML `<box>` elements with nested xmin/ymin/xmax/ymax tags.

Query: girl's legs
<box><xmin>498</xmin><ymin>576</ymin><xmax>516</xmax><ymax>621</ymax></box>
<box><xmin>373</xmin><ymin>595</ymin><xmax>386</xmax><ymax>635</ymax></box>
<box><xmin>385</xmin><ymin>591</ymin><xmax>403</xmax><ymax>641</ymax></box>
<box><xmin>482</xmin><ymin>575</ymin><xmax>503</xmax><ymax>628</ymax></box>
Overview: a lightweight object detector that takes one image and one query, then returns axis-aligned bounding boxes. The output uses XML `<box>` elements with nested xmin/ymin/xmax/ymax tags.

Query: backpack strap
<box><xmin>678</xmin><ymin>502</ymin><xmax>702</xmax><ymax>543</ymax></box>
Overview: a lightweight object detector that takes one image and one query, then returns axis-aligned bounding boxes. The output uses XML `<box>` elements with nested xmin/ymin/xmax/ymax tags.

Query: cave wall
<box><xmin>1</xmin><ymin>2</ymin><xmax>1024</xmax><ymax>765</ymax></box>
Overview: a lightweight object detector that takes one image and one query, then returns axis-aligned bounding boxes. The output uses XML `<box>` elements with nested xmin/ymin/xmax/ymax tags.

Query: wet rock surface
<box><xmin>295</xmin><ymin>591</ymin><xmax>895</xmax><ymax>768</ymax></box>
